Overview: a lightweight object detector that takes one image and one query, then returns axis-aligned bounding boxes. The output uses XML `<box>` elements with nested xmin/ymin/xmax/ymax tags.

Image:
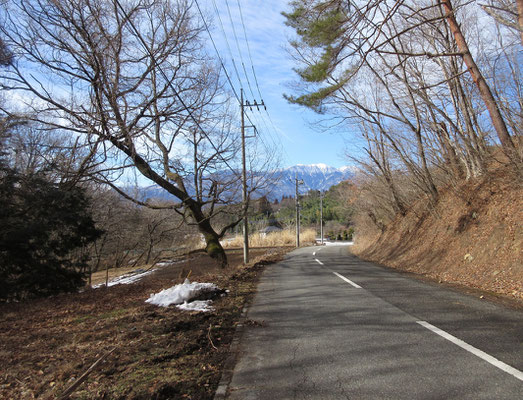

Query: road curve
<box><xmin>224</xmin><ymin>245</ymin><xmax>523</xmax><ymax>399</ymax></box>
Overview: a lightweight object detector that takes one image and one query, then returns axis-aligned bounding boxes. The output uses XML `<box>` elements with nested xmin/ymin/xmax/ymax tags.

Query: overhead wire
<box><xmin>194</xmin><ymin>0</ymin><xmax>258</xmax><ymax>137</ymax></box>
<box><xmin>209</xmin><ymin>0</ymin><xmax>243</xmax><ymax>92</ymax></box>
<box><xmin>232</xmin><ymin>0</ymin><xmax>287</xmax><ymax>156</ymax></box>
<box><xmin>112</xmin><ymin>0</ymin><xmax>241</xmax><ymax>177</ymax></box>
<box><xmin>194</xmin><ymin>0</ymin><xmax>240</xmax><ymax>104</ymax></box>
<box><xmin>182</xmin><ymin>1</ymin><xmax>286</xmax><ymax>165</ymax></box>
<box><xmin>224</xmin><ymin>0</ymin><xmax>256</xmax><ymax>100</ymax></box>
<box><xmin>204</xmin><ymin>0</ymin><xmax>270</xmax><ymax>140</ymax></box>
<box><xmin>202</xmin><ymin>0</ymin><xmax>286</xmax><ymax>158</ymax></box>
<box><xmin>235</xmin><ymin>0</ymin><xmax>263</xmax><ymax>100</ymax></box>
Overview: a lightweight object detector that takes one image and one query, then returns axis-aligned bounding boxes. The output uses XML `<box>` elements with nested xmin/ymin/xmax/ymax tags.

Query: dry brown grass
<box><xmin>222</xmin><ymin>228</ymin><xmax>316</xmax><ymax>248</ymax></box>
<box><xmin>0</xmin><ymin>248</ymin><xmax>291</xmax><ymax>400</ymax></box>
<box><xmin>90</xmin><ymin>265</ymin><xmax>148</xmax><ymax>287</ymax></box>
<box><xmin>353</xmin><ymin>167</ymin><xmax>523</xmax><ymax>301</ymax></box>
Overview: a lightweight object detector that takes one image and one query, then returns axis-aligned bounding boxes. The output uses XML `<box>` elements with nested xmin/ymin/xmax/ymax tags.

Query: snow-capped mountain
<box><xmin>269</xmin><ymin>164</ymin><xmax>356</xmax><ymax>200</ymax></box>
<box><xmin>134</xmin><ymin>164</ymin><xmax>356</xmax><ymax>202</ymax></box>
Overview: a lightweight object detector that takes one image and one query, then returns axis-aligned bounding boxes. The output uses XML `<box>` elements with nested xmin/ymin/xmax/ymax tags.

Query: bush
<box><xmin>0</xmin><ymin>172</ymin><xmax>102</xmax><ymax>300</ymax></box>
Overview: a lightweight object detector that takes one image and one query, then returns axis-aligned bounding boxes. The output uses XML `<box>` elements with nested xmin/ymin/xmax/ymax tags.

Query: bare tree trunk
<box><xmin>197</xmin><ymin>219</ymin><xmax>227</xmax><ymax>267</ymax></box>
<box><xmin>365</xmin><ymin>130</ymin><xmax>407</xmax><ymax>215</ymax></box>
<box><xmin>436</xmin><ymin>121</ymin><xmax>464</xmax><ymax>179</ymax></box>
<box><xmin>145</xmin><ymin>240</ymin><xmax>153</xmax><ymax>265</ymax></box>
<box><xmin>114</xmin><ymin>139</ymin><xmax>229</xmax><ymax>267</ymax></box>
<box><xmin>442</xmin><ymin>0</ymin><xmax>517</xmax><ymax>158</ymax></box>
<box><xmin>517</xmin><ymin>0</ymin><xmax>523</xmax><ymax>45</ymax></box>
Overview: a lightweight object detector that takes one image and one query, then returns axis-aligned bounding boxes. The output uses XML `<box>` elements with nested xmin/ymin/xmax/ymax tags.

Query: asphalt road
<box><xmin>225</xmin><ymin>245</ymin><xmax>523</xmax><ymax>399</ymax></box>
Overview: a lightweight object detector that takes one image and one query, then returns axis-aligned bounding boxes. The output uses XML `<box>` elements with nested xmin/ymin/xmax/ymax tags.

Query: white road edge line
<box><xmin>416</xmin><ymin>320</ymin><xmax>523</xmax><ymax>382</ymax></box>
<box><xmin>313</xmin><ymin>251</ymin><xmax>316</xmax><ymax>256</ymax></box>
<box><xmin>332</xmin><ymin>271</ymin><xmax>362</xmax><ymax>289</ymax></box>
<box><xmin>314</xmin><ymin>258</ymin><xmax>324</xmax><ymax>266</ymax></box>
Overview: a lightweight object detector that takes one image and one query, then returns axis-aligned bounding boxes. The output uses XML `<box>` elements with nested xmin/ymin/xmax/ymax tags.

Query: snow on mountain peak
<box><xmin>289</xmin><ymin>164</ymin><xmax>339</xmax><ymax>173</ymax></box>
<box><xmin>266</xmin><ymin>163</ymin><xmax>356</xmax><ymax>200</ymax></box>
<box><xmin>139</xmin><ymin>164</ymin><xmax>358</xmax><ymax>202</ymax></box>
<box><xmin>310</xmin><ymin>163</ymin><xmax>329</xmax><ymax>169</ymax></box>
<box><xmin>339</xmin><ymin>165</ymin><xmax>359</xmax><ymax>173</ymax></box>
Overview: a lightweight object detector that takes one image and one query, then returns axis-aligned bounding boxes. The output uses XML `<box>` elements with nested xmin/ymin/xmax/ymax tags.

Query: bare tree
<box><xmin>283</xmin><ymin>0</ymin><xmax>521</xmax><ymax>193</ymax></box>
<box><xmin>1</xmin><ymin>0</ymin><xmax>273</xmax><ymax>266</ymax></box>
<box><xmin>480</xmin><ymin>0</ymin><xmax>523</xmax><ymax>45</ymax></box>
<box><xmin>440</xmin><ymin>0</ymin><xmax>517</xmax><ymax>159</ymax></box>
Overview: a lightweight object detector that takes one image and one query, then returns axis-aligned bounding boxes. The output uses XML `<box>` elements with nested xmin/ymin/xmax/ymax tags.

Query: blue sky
<box><xmin>199</xmin><ymin>0</ymin><xmax>361</xmax><ymax>169</ymax></box>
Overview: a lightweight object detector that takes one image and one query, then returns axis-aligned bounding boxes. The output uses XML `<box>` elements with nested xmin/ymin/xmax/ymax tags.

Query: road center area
<box><xmin>225</xmin><ymin>246</ymin><xmax>523</xmax><ymax>399</ymax></box>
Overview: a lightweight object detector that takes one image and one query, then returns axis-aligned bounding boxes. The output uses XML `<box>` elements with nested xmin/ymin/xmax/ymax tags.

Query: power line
<box><xmin>247</xmin><ymin>108</ymin><xmax>276</xmax><ymax>150</ymax></box>
<box><xmin>232</xmin><ymin>0</ymin><xmax>287</xmax><ymax>158</ymax></box>
<box><xmin>224</xmin><ymin>0</ymin><xmax>256</xmax><ymax>99</ymax></box>
<box><xmin>193</xmin><ymin>0</ymin><xmax>258</xmax><ymax>135</ymax></box>
<box><xmin>209</xmin><ymin>0</ymin><xmax>244</xmax><ymax>92</ymax></box>
<box><xmin>236</xmin><ymin>0</ymin><xmax>263</xmax><ymax>100</ymax></box>
<box><xmin>113</xmin><ymin>0</ymin><xmax>240</xmax><ymax>178</ymax></box>
<box><xmin>193</xmin><ymin>0</ymin><xmax>240</xmax><ymax>104</ymax></box>
<box><xmin>245</xmin><ymin>101</ymin><xmax>288</xmax><ymax>161</ymax></box>
<box><xmin>194</xmin><ymin>1</ymin><xmax>286</xmax><ymax>164</ymax></box>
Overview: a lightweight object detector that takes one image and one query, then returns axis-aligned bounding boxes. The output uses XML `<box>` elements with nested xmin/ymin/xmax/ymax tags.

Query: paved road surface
<box><xmin>225</xmin><ymin>245</ymin><xmax>523</xmax><ymax>399</ymax></box>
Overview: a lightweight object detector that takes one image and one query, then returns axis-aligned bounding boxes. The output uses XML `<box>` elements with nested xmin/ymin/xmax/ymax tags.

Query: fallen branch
<box><xmin>58</xmin><ymin>347</ymin><xmax>117</xmax><ymax>400</ymax></box>
<box><xmin>208</xmin><ymin>324</ymin><xmax>218</xmax><ymax>350</ymax></box>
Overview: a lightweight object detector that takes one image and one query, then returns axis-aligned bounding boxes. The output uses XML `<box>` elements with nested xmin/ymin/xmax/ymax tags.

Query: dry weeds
<box><xmin>353</xmin><ymin>168</ymin><xmax>522</xmax><ymax>302</ymax></box>
<box><xmin>0</xmin><ymin>247</ymin><xmax>291</xmax><ymax>400</ymax></box>
<box><xmin>222</xmin><ymin>228</ymin><xmax>316</xmax><ymax>248</ymax></box>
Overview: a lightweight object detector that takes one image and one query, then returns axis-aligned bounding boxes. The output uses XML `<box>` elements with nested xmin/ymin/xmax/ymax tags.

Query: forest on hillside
<box><xmin>281</xmin><ymin>0</ymin><xmax>522</xmax><ymax>300</ymax></box>
<box><xmin>0</xmin><ymin>0</ymin><xmax>353</xmax><ymax>301</ymax></box>
<box><xmin>283</xmin><ymin>0</ymin><xmax>522</xmax><ymax>230</ymax></box>
<box><xmin>1</xmin><ymin>0</ymin><xmax>522</xmax><ymax>301</ymax></box>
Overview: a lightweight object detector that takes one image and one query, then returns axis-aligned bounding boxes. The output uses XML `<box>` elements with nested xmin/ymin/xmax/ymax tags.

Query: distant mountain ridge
<box><xmin>137</xmin><ymin>164</ymin><xmax>356</xmax><ymax>202</ymax></box>
<box><xmin>270</xmin><ymin>164</ymin><xmax>356</xmax><ymax>200</ymax></box>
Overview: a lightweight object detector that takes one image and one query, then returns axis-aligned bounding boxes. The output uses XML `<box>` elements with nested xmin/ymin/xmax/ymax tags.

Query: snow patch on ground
<box><xmin>177</xmin><ymin>300</ymin><xmax>215</xmax><ymax>312</ymax></box>
<box><xmin>145</xmin><ymin>279</ymin><xmax>220</xmax><ymax>312</ymax></box>
<box><xmin>324</xmin><ymin>241</ymin><xmax>354</xmax><ymax>246</ymax></box>
<box><xmin>315</xmin><ymin>240</ymin><xmax>354</xmax><ymax>246</ymax></box>
<box><xmin>154</xmin><ymin>259</ymin><xmax>186</xmax><ymax>267</ymax></box>
<box><xmin>155</xmin><ymin>262</ymin><xmax>173</xmax><ymax>267</ymax></box>
<box><xmin>92</xmin><ymin>269</ymin><xmax>156</xmax><ymax>289</ymax></box>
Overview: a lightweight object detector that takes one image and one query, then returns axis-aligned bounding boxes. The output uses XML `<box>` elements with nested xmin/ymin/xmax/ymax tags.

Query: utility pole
<box><xmin>320</xmin><ymin>191</ymin><xmax>324</xmax><ymax>245</ymax></box>
<box><xmin>295</xmin><ymin>174</ymin><xmax>303</xmax><ymax>247</ymax></box>
<box><xmin>241</xmin><ymin>89</ymin><xmax>248</xmax><ymax>264</ymax></box>
<box><xmin>240</xmin><ymin>89</ymin><xmax>265</xmax><ymax>264</ymax></box>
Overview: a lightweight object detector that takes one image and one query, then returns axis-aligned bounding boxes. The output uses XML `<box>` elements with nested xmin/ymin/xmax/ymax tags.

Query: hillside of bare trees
<box><xmin>352</xmin><ymin>160</ymin><xmax>522</xmax><ymax>301</ymax></box>
<box><xmin>283</xmin><ymin>0</ymin><xmax>522</xmax><ymax>299</ymax></box>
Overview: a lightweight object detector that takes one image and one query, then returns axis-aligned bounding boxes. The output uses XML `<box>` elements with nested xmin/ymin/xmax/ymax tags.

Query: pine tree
<box><xmin>0</xmin><ymin>172</ymin><xmax>102</xmax><ymax>300</ymax></box>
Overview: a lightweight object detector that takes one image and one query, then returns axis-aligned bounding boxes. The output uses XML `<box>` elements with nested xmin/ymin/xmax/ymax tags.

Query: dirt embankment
<box><xmin>353</xmin><ymin>169</ymin><xmax>522</xmax><ymax>302</ymax></box>
<box><xmin>0</xmin><ymin>247</ymin><xmax>291</xmax><ymax>400</ymax></box>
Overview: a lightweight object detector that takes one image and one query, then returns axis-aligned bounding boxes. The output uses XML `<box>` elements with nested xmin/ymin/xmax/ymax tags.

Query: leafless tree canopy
<box><xmin>284</xmin><ymin>0</ymin><xmax>522</xmax><ymax>227</ymax></box>
<box><xmin>1</xmin><ymin>0</ymin><xmax>276</xmax><ymax>265</ymax></box>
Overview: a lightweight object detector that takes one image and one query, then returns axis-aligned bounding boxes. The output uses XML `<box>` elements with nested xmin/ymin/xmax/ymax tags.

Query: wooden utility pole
<box><xmin>241</xmin><ymin>89</ymin><xmax>248</xmax><ymax>264</ymax></box>
<box><xmin>240</xmin><ymin>89</ymin><xmax>265</xmax><ymax>264</ymax></box>
<box><xmin>295</xmin><ymin>174</ymin><xmax>303</xmax><ymax>247</ymax></box>
<box><xmin>320</xmin><ymin>191</ymin><xmax>324</xmax><ymax>245</ymax></box>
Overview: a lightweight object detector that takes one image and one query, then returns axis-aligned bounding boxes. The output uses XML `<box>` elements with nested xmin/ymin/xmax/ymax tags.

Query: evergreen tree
<box><xmin>0</xmin><ymin>172</ymin><xmax>102</xmax><ymax>300</ymax></box>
